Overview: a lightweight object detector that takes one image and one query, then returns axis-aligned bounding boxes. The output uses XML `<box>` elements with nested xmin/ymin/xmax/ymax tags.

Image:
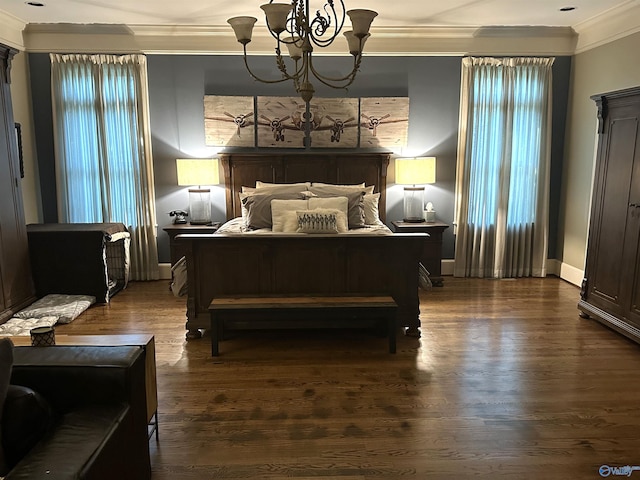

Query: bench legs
<box><xmin>388</xmin><ymin>315</ymin><xmax>396</xmax><ymax>354</ymax></box>
<box><xmin>211</xmin><ymin>316</ymin><xmax>220</xmax><ymax>356</ymax></box>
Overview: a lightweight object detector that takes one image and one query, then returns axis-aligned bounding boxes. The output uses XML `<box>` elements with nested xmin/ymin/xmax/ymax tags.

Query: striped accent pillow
<box><xmin>296</xmin><ymin>209</ymin><xmax>341</xmax><ymax>234</ymax></box>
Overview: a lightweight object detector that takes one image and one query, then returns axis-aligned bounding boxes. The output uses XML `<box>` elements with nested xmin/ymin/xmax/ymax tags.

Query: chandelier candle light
<box><xmin>228</xmin><ymin>1</ymin><xmax>377</xmax><ymax>102</ymax></box>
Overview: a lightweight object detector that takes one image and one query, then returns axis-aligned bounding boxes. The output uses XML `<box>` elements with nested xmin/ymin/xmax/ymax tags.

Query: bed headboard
<box><xmin>219</xmin><ymin>152</ymin><xmax>391</xmax><ymax>222</ymax></box>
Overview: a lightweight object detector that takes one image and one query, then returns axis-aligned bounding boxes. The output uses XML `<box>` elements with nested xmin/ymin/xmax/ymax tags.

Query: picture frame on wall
<box><xmin>204</xmin><ymin>95</ymin><xmax>256</xmax><ymax>147</ymax></box>
<box><xmin>308</xmin><ymin>97</ymin><xmax>359</xmax><ymax>148</ymax></box>
<box><xmin>360</xmin><ymin>97</ymin><xmax>410</xmax><ymax>148</ymax></box>
<box><xmin>256</xmin><ymin>96</ymin><xmax>306</xmax><ymax>148</ymax></box>
<box><xmin>203</xmin><ymin>95</ymin><xmax>411</xmax><ymax>150</ymax></box>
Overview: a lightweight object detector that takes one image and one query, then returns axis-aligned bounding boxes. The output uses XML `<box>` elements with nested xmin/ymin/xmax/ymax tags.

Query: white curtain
<box><xmin>454</xmin><ymin>57</ymin><xmax>554</xmax><ymax>278</ymax></box>
<box><xmin>50</xmin><ymin>54</ymin><xmax>159</xmax><ymax>280</ymax></box>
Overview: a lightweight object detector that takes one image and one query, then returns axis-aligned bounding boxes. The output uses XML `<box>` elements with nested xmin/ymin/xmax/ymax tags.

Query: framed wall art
<box><xmin>203</xmin><ymin>95</ymin><xmax>410</xmax><ymax>150</ymax></box>
<box><xmin>360</xmin><ymin>97</ymin><xmax>409</xmax><ymax>148</ymax></box>
<box><xmin>308</xmin><ymin>97</ymin><xmax>359</xmax><ymax>148</ymax></box>
<box><xmin>256</xmin><ymin>96</ymin><xmax>307</xmax><ymax>148</ymax></box>
<box><xmin>204</xmin><ymin>95</ymin><xmax>255</xmax><ymax>147</ymax></box>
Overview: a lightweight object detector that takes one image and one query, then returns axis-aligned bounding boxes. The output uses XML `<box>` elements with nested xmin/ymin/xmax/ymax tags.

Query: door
<box><xmin>0</xmin><ymin>45</ymin><xmax>34</xmax><ymax>321</ymax></box>
<box><xmin>621</xmin><ymin>106</ymin><xmax>640</xmax><ymax>327</ymax></box>
<box><xmin>585</xmin><ymin>105</ymin><xmax>638</xmax><ymax>317</ymax></box>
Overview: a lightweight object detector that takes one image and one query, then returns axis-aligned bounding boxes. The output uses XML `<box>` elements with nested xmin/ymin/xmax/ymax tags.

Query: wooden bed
<box><xmin>179</xmin><ymin>152</ymin><xmax>426</xmax><ymax>339</ymax></box>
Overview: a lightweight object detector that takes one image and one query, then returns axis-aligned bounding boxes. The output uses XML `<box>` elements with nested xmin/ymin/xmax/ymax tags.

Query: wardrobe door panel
<box><xmin>622</xmin><ymin>119</ymin><xmax>640</xmax><ymax>327</ymax></box>
<box><xmin>587</xmin><ymin>116</ymin><xmax>637</xmax><ymax>314</ymax></box>
<box><xmin>626</xmin><ymin>223</ymin><xmax>640</xmax><ymax>327</ymax></box>
<box><xmin>0</xmin><ymin>45</ymin><xmax>35</xmax><ymax>323</ymax></box>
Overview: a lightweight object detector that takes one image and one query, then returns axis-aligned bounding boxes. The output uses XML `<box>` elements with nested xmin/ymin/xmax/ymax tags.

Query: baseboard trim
<box><xmin>559</xmin><ymin>262</ymin><xmax>584</xmax><ymax>287</ymax></box>
<box><xmin>159</xmin><ymin>263</ymin><xmax>172</xmax><ymax>280</ymax></box>
<box><xmin>441</xmin><ymin>259</ymin><xmax>454</xmax><ymax>276</ymax></box>
<box><xmin>441</xmin><ymin>258</ymin><xmax>581</xmax><ymax>285</ymax></box>
<box><xmin>546</xmin><ymin>259</ymin><xmax>561</xmax><ymax>277</ymax></box>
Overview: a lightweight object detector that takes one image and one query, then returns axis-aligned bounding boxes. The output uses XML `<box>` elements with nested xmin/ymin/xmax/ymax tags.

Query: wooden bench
<box><xmin>208</xmin><ymin>295</ymin><xmax>398</xmax><ymax>356</ymax></box>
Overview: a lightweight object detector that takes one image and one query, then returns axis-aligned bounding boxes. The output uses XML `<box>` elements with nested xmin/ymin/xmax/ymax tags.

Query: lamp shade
<box><xmin>395</xmin><ymin>157</ymin><xmax>436</xmax><ymax>185</ymax></box>
<box><xmin>344</xmin><ymin>31</ymin><xmax>370</xmax><ymax>56</ymax></box>
<box><xmin>284</xmin><ymin>37</ymin><xmax>303</xmax><ymax>60</ymax></box>
<box><xmin>261</xmin><ymin>3</ymin><xmax>294</xmax><ymax>35</ymax></box>
<box><xmin>176</xmin><ymin>159</ymin><xmax>219</xmax><ymax>186</ymax></box>
<box><xmin>346</xmin><ymin>9</ymin><xmax>378</xmax><ymax>37</ymax></box>
<box><xmin>228</xmin><ymin>16</ymin><xmax>257</xmax><ymax>44</ymax></box>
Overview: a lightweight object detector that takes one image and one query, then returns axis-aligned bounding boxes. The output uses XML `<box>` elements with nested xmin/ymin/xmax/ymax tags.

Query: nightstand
<box><xmin>163</xmin><ymin>223</ymin><xmax>220</xmax><ymax>266</ymax></box>
<box><xmin>391</xmin><ymin>220</ymin><xmax>450</xmax><ymax>286</ymax></box>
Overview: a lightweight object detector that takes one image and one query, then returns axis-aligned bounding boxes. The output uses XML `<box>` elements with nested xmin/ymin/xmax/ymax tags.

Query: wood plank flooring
<box><xmin>52</xmin><ymin>277</ymin><xmax>640</xmax><ymax>480</ymax></box>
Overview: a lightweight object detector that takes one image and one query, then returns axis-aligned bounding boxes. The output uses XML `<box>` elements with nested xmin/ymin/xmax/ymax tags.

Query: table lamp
<box><xmin>395</xmin><ymin>156</ymin><xmax>436</xmax><ymax>222</ymax></box>
<box><xmin>176</xmin><ymin>158</ymin><xmax>219</xmax><ymax>224</ymax></box>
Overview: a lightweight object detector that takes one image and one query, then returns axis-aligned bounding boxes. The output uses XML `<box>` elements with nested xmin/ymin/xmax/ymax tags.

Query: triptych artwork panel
<box><xmin>204</xmin><ymin>95</ymin><xmax>409</xmax><ymax>149</ymax></box>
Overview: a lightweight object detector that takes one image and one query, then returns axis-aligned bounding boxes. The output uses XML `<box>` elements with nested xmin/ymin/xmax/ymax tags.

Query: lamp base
<box><xmin>188</xmin><ymin>188</ymin><xmax>211</xmax><ymax>225</ymax></box>
<box><xmin>403</xmin><ymin>186</ymin><xmax>425</xmax><ymax>223</ymax></box>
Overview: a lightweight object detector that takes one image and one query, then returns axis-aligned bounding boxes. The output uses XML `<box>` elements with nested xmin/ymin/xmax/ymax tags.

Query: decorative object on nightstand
<box><xmin>176</xmin><ymin>158</ymin><xmax>219</xmax><ymax>225</ymax></box>
<box><xmin>168</xmin><ymin>209</ymin><xmax>188</xmax><ymax>224</ymax></box>
<box><xmin>391</xmin><ymin>220</ymin><xmax>450</xmax><ymax>286</ymax></box>
<box><xmin>424</xmin><ymin>202</ymin><xmax>436</xmax><ymax>222</ymax></box>
<box><xmin>395</xmin><ymin>156</ymin><xmax>436</xmax><ymax>223</ymax></box>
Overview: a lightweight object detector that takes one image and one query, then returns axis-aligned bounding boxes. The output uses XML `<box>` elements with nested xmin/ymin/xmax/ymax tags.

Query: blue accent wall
<box><xmin>27</xmin><ymin>53</ymin><xmax>571</xmax><ymax>264</ymax></box>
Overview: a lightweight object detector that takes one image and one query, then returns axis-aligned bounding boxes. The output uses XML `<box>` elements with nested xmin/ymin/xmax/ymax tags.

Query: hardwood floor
<box><xmin>53</xmin><ymin>277</ymin><xmax>640</xmax><ymax>479</ymax></box>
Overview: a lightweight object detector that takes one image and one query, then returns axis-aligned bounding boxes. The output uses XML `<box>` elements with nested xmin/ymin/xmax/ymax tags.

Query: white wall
<box><xmin>559</xmin><ymin>31</ymin><xmax>640</xmax><ymax>285</ymax></box>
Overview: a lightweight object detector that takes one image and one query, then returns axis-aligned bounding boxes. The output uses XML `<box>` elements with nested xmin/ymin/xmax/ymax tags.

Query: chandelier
<box><xmin>228</xmin><ymin>1</ymin><xmax>377</xmax><ymax>102</ymax></box>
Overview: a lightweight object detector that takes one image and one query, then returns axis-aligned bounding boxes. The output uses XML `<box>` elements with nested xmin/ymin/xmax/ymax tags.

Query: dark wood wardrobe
<box><xmin>579</xmin><ymin>86</ymin><xmax>640</xmax><ymax>343</ymax></box>
<box><xmin>0</xmin><ymin>44</ymin><xmax>35</xmax><ymax>323</ymax></box>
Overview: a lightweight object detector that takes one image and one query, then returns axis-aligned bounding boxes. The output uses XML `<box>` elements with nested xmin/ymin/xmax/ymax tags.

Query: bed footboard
<box><xmin>179</xmin><ymin>233</ymin><xmax>426</xmax><ymax>339</ymax></box>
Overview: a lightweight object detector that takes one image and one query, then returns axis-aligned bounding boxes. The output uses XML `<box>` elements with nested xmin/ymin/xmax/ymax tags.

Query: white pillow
<box><xmin>271</xmin><ymin>199</ymin><xmax>309</xmax><ymax>232</ymax></box>
<box><xmin>238</xmin><ymin>191</ymin><xmax>251</xmax><ymax>226</ymax></box>
<box><xmin>256</xmin><ymin>181</ymin><xmax>311</xmax><ymax>189</ymax></box>
<box><xmin>363</xmin><ymin>193</ymin><xmax>381</xmax><ymax>225</ymax></box>
<box><xmin>308</xmin><ymin>196</ymin><xmax>349</xmax><ymax>220</ymax></box>
<box><xmin>311</xmin><ymin>182</ymin><xmax>365</xmax><ymax>187</ymax></box>
<box><xmin>309</xmin><ymin>184</ymin><xmax>375</xmax><ymax>195</ymax></box>
<box><xmin>295</xmin><ymin>209</ymin><xmax>347</xmax><ymax>234</ymax></box>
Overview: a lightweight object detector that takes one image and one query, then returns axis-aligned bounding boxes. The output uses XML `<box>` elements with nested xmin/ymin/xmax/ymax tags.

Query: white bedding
<box><xmin>217</xmin><ymin>217</ymin><xmax>393</xmax><ymax>235</ymax></box>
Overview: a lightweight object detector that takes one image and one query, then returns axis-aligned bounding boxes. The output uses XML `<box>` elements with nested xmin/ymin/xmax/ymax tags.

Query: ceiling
<box><xmin>1</xmin><ymin>0</ymin><xmax>639</xmax><ymax>55</ymax></box>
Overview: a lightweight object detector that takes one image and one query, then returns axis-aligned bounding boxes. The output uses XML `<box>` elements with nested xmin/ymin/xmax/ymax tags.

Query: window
<box><xmin>51</xmin><ymin>54</ymin><xmax>159</xmax><ymax>280</ymax></box>
<box><xmin>454</xmin><ymin>57</ymin><xmax>554</xmax><ymax>278</ymax></box>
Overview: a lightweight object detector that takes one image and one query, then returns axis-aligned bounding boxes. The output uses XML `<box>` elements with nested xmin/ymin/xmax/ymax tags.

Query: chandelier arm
<box><xmin>307</xmin><ymin>54</ymin><xmax>362</xmax><ymax>86</ymax></box>
<box><xmin>307</xmin><ymin>0</ymin><xmax>346</xmax><ymax>48</ymax></box>
<box><xmin>240</xmin><ymin>46</ymin><xmax>293</xmax><ymax>85</ymax></box>
<box><xmin>311</xmin><ymin>71</ymin><xmax>357</xmax><ymax>91</ymax></box>
<box><xmin>275</xmin><ymin>46</ymin><xmax>307</xmax><ymax>83</ymax></box>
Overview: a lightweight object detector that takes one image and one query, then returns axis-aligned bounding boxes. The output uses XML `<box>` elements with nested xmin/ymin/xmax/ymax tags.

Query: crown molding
<box><xmin>10</xmin><ymin>0</ymin><xmax>640</xmax><ymax>56</ymax></box>
<box><xmin>574</xmin><ymin>1</ymin><xmax>640</xmax><ymax>54</ymax></box>
<box><xmin>23</xmin><ymin>23</ymin><xmax>578</xmax><ymax>56</ymax></box>
<box><xmin>0</xmin><ymin>10</ymin><xmax>26</xmax><ymax>50</ymax></box>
